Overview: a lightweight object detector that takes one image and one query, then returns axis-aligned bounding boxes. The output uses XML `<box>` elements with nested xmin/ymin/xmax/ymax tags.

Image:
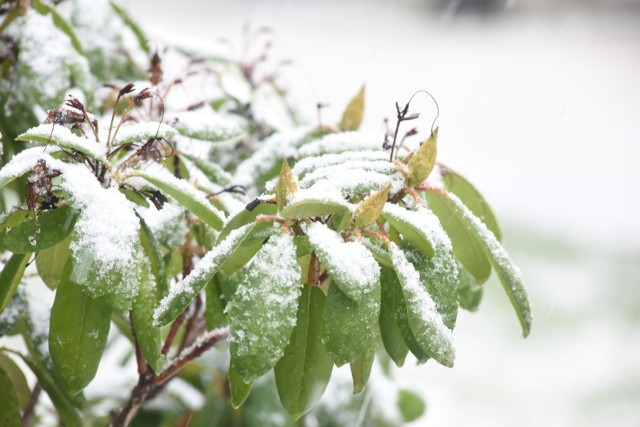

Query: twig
<box><xmin>21</xmin><ymin>382</ymin><xmax>42</xmax><ymax>427</ymax></box>
<box><xmin>110</xmin><ymin>328</ymin><xmax>229</xmax><ymax>427</ymax></box>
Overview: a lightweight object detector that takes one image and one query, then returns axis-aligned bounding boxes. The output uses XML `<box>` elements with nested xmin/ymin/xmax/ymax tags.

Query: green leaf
<box><xmin>0</xmin><ymin>367</ymin><xmax>21</xmax><ymax>427</ymax></box>
<box><xmin>0</xmin><ymin>288</ymin><xmax>26</xmax><ymax>336</ymax></box>
<box><xmin>131</xmin><ymin>262</ymin><xmax>163</xmax><ymax>374</ymax></box>
<box><xmin>379</xmin><ymin>268</ymin><xmax>408</xmax><ymax>367</ymax></box>
<box><xmin>109</xmin><ymin>1</ymin><xmax>150</xmax><ymax>52</ymax></box>
<box><xmin>153</xmin><ymin>223</ymin><xmax>255</xmax><ymax>326</ymax></box>
<box><xmin>339</xmin><ymin>85</ymin><xmax>365</xmax><ymax>131</ymax></box>
<box><xmin>33</xmin><ymin>0</ymin><xmax>84</xmax><ymax>54</ymax></box>
<box><xmin>3</xmin><ymin>205</ymin><xmax>77</xmax><ymax>254</ymax></box>
<box><xmin>228</xmin><ymin>233</ymin><xmax>301</xmax><ymax>382</ymax></box>
<box><xmin>457</xmin><ymin>263</ymin><xmax>483</xmax><ymax>311</ymax></box>
<box><xmin>16</xmin><ymin>125</ymin><xmax>108</xmax><ymax>165</ymax></box>
<box><xmin>382</xmin><ymin>204</ymin><xmax>435</xmax><ymax>258</ymax></box>
<box><xmin>111</xmin><ymin>123</ymin><xmax>176</xmax><ymax>148</ymax></box>
<box><xmin>228</xmin><ymin>363</ymin><xmax>253</xmax><ymax>409</ymax></box>
<box><xmin>275</xmin><ymin>286</ymin><xmax>333</xmax><ymax>419</ymax></box>
<box><xmin>0</xmin><ymin>353</ymin><xmax>30</xmax><ymax>409</ymax></box>
<box><xmin>350</xmin><ymin>339</ymin><xmax>376</xmax><ymax>394</ymax></box>
<box><xmin>280</xmin><ymin>196</ymin><xmax>350</xmax><ymax>220</ymax></box>
<box><xmin>398</xmin><ymin>389</ymin><xmax>426</xmax><ymax>422</ymax></box>
<box><xmin>353</xmin><ymin>184</ymin><xmax>390</xmax><ymax>228</ymax></box>
<box><xmin>180</xmin><ymin>152</ymin><xmax>232</xmax><ymax>186</ymax></box>
<box><xmin>389</xmin><ymin>244</ymin><xmax>455</xmax><ymax>367</ymax></box>
<box><xmin>386</xmin><ymin>267</ymin><xmax>430</xmax><ymax>363</ymax></box>
<box><xmin>322</xmin><ymin>279</ymin><xmax>380</xmax><ymax>366</ymax></box>
<box><xmin>18</xmin><ymin>355</ymin><xmax>82</xmax><ymax>427</ymax></box>
<box><xmin>275</xmin><ymin>159</ymin><xmax>299</xmax><ymax>209</ymax></box>
<box><xmin>49</xmin><ymin>261</ymin><xmax>112</xmax><ymax>395</ymax></box>
<box><xmin>131</xmin><ymin>170</ymin><xmax>226</xmax><ymax>230</ymax></box>
<box><xmin>0</xmin><ymin>253</ymin><xmax>29</xmax><ymax>313</ymax></box>
<box><xmin>426</xmin><ymin>190</ymin><xmax>491</xmax><ymax>284</ymax></box>
<box><xmin>205</xmin><ymin>275</ymin><xmax>227</xmax><ymax>330</ymax></box>
<box><xmin>36</xmin><ymin>235</ymin><xmax>72</xmax><ymax>289</ymax></box>
<box><xmin>448</xmin><ymin>195</ymin><xmax>531</xmax><ymax>337</ymax></box>
<box><xmin>441</xmin><ymin>167</ymin><xmax>502</xmax><ymax>241</ymax></box>
<box><xmin>407</xmin><ymin>129</ymin><xmax>438</xmax><ymax>187</ymax></box>
<box><xmin>402</xmin><ymin>241</ymin><xmax>459</xmax><ymax>330</ymax></box>
<box><xmin>138</xmin><ymin>215</ymin><xmax>168</xmax><ymax>296</ymax></box>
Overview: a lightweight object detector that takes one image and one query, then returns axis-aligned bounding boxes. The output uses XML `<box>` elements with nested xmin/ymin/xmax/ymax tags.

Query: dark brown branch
<box><xmin>110</xmin><ymin>327</ymin><xmax>228</xmax><ymax>427</ymax></box>
<box><xmin>22</xmin><ymin>382</ymin><xmax>42</xmax><ymax>427</ymax></box>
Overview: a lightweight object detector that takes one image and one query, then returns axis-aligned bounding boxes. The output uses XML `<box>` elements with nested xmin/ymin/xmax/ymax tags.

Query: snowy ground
<box><xmin>127</xmin><ymin>1</ymin><xmax>640</xmax><ymax>425</ymax></box>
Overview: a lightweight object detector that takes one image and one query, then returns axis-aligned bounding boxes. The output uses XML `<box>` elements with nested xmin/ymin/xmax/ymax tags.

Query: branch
<box><xmin>110</xmin><ymin>327</ymin><xmax>228</xmax><ymax>427</ymax></box>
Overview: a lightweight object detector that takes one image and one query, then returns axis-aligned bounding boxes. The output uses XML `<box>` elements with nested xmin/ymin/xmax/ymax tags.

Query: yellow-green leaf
<box><xmin>339</xmin><ymin>85</ymin><xmax>365</xmax><ymax>131</ymax></box>
<box><xmin>407</xmin><ymin>128</ymin><xmax>438</xmax><ymax>187</ymax></box>
<box><xmin>275</xmin><ymin>159</ymin><xmax>299</xmax><ymax>209</ymax></box>
<box><xmin>353</xmin><ymin>184</ymin><xmax>390</xmax><ymax>228</ymax></box>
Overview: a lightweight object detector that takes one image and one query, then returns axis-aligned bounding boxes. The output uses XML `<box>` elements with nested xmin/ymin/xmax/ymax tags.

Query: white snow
<box><xmin>111</xmin><ymin>122</ymin><xmax>177</xmax><ymax>147</ymax></box>
<box><xmin>138</xmin><ymin>202</ymin><xmax>187</xmax><ymax>250</ymax></box>
<box><xmin>297</xmin><ymin>132</ymin><xmax>385</xmax><ymax>158</ymax></box>
<box><xmin>0</xmin><ymin>146</ymin><xmax>61</xmax><ymax>189</ymax></box>
<box><xmin>167</xmin><ymin>108</ymin><xmax>243</xmax><ymax>142</ymax></box>
<box><xmin>383</xmin><ymin>203</ymin><xmax>453</xmax><ymax>252</ymax></box>
<box><xmin>21</xmin><ymin>124</ymin><xmax>108</xmax><ymax>163</ymax></box>
<box><xmin>389</xmin><ymin>242</ymin><xmax>454</xmax><ymax>363</ymax></box>
<box><xmin>292</xmin><ymin>150</ymin><xmax>388</xmax><ymax>179</ymax></box>
<box><xmin>306</xmin><ymin>221</ymin><xmax>380</xmax><ymax>302</ymax></box>
<box><xmin>153</xmin><ymin>224</ymin><xmax>253</xmax><ymax>325</ymax></box>
<box><xmin>45</xmin><ymin>159</ymin><xmax>142</xmax><ymax>305</ymax></box>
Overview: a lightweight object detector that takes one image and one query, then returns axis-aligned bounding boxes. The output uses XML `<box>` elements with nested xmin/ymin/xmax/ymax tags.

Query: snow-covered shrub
<box><xmin>0</xmin><ymin>2</ymin><xmax>531</xmax><ymax>426</ymax></box>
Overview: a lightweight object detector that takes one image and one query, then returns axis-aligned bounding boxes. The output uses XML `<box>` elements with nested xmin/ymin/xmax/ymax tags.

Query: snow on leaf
<box><xmin>46</xmin><ymin>159</ymin><xmax>142</xmax><ymax>308</ymax></box>
<box><xmin>12</xmin><ymin>11</ymin><xmax>93</xmax><ymax>106</ymax></box>
<box><xmin>137</xmin><ymin>202</ymin><xmax>188</xmax><ymax>251</ymax></box>
<box><xmin>0</xmin><ymin>146</ymin><xmax>61</xmax><ymax>190</ymax></box>
<box><xmin>168</xmin><ymin>109</ymin><xmax>243</xmax><ymax>143</ymax></box>
<box><xmin>297</xmin><ymin>132</ymin><xmax>386</xmax><ymax>158</ymax></box>
<box><xmin>280</xmin><ymin>188</ymin><xmax>351</xmax><ymax>220</ymax></box>
<box><xmin>382</xmin><ymin>203</ymin><xmax>452</xmax><ymax>259</ymax></box>
<box><xmin>389</xmin><ymin>243</ymin><xmax>455</xmax><ymax>367</ymax></box>
<box><xmin>298</xmin><ymin>159</ymin><xmax>397</xmax><ymax>189</ymax></box>
<box><xmin>131</xmin><ymin>168</ymin><xmax>226</xmax><ymax>230</ymax></box>
<box><xmin>306</xmin><ymin>222</ymin><xmax>380</xmax><ymax>303</ymax></box>
<box><xmin>153</xmin><ymin>223</ymin><xmax>255</xmax><ymax>326</ymax></box>
<box><xmin>292</xmin><ymin>150</ymin><xmax>387</xmax><ymax>180</ymax></box>
<box><xmin>448</xmin><ymin>194</ymin><xmax>532</xmax><ymax>337</ymax></box>
<box><xmin>227</xmin><ymin>231</ymin><xmax>302</xmax><ymax>382</ymax></box>
<box><xmin>402</xmin><ymin>242</ymin><xmax>459</xmax><ymax>330</ymax></box>
<box><xmin>111</xmin><ymin>122</ymin><xmax>176</xmax><ymax>147</ymax></box>
<box><xmin>233</xmin><ymin>127</ymin><xmax>311</xmax><ymax>193</ymax></box>
<box><xmin>16</xmin><ymin>124</ymin><xmax>108</xmax><ymax>164</ymax></box>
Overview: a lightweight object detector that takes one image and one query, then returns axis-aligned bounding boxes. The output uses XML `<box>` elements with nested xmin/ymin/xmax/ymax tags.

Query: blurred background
<box><xmin>126</xmin><ymin>1</ymin><xmax>640</xmax><ymax>425</ymax></box>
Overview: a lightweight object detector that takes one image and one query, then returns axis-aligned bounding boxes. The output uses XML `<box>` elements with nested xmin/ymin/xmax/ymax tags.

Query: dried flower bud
<box><xmin>65</xmin><ymin>95</ymin><xmax>85</xmax><ymax>111</ymax></box>
<box><xmin>133</xmin><ymin>88</ymin><xmax>153</xmax><ymax>103</ymax></box>
<box><xmin>118</xmin><ymin>83</ymin><xmax>136</xmax><ymax>97</ymax></box>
